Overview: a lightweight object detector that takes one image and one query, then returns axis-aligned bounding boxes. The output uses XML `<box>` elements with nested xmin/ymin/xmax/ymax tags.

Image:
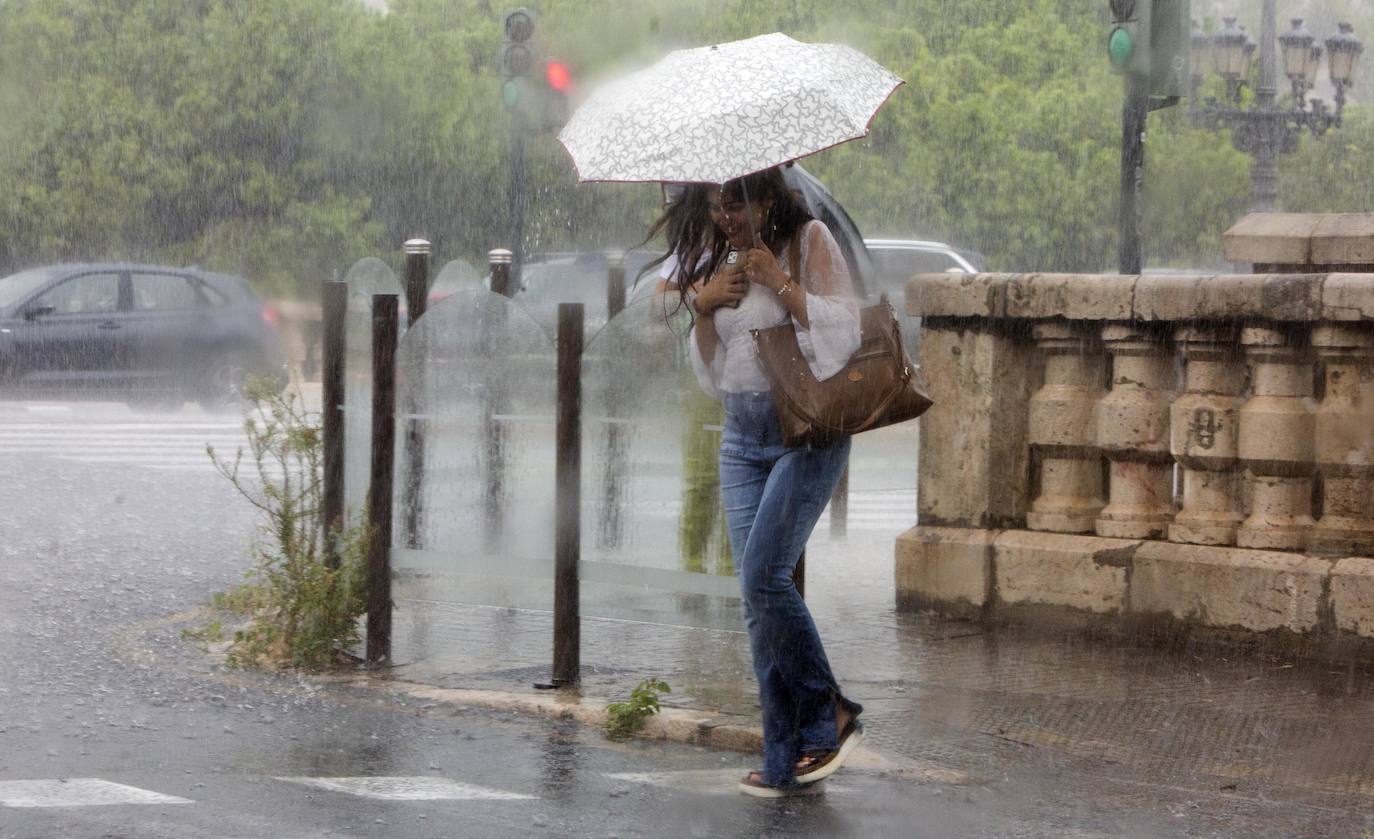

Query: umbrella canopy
<box><xmin>558</xmin><ymin>33</ymin><xmax>903</xmax><ymax>184</ymax></box>
<box><xmin>781</xmin><ymin>162</ymin><xmax>873</xmax><ymax>299</ymax></box>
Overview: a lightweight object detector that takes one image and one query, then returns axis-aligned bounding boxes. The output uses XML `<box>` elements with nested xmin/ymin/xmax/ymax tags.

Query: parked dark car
<box><xmin>0</xmin><ymin>263</ymin><xmax>287</xmax><ymax>408</ymax></box>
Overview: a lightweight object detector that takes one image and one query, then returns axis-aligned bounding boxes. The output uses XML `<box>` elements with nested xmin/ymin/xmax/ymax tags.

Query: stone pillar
<box><xmin>1236</xmin><ymin>327</ymin><xmax>1316</xmax><ymax>550</ymax></box>
<box><xmin>1027</xmin><ymin>323</ymin><xmax>1106</xmax><ymax>533</ymax></box>
<box><xmin>1095</xmin><ymin>324</ymin><xmax>1176</xmax><ymax>539</ymax></box>
<box><xmin>1311</xmin><ymin>325</ymin><xmax>1374</xmax><ymax>555</ymax></box>
<box><xmin>1169</xmin><ymin>326</ymin><xmax>1246</xmax><ymax>546</ymax></box>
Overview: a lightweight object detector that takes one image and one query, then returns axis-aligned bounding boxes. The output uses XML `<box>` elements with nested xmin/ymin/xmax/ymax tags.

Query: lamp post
<box><xmin>1189</xmin><ymin>4</ymin><xmax>1362</xmax><ymax>211</ymax></box>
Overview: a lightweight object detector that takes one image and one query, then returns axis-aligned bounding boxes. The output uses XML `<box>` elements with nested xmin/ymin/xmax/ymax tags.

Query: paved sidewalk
<box><xmin>375</xmin><ymin>524</ymin><xmax>1374</xmax><ymax>832</ymax></box>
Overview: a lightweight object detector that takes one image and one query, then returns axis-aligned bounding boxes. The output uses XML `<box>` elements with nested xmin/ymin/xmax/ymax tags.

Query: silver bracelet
<box><xmin>776</xmin><ymin>281</ymin><xmax>794</xmax><ymax>298</ymax></box>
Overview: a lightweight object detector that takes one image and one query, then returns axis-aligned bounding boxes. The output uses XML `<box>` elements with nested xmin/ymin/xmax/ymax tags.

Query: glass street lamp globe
<box><xmin>1213</xmin><ymin>18</ymin><xmax>1250</xmax><ymax>80</ymax></box>
<box><xmin>1190</xmin><ymin>20</ymin><xmax>1209</xmax><ymax>82</ymax></box>
<box><xmin>1326</xmin><ymin>22</ymin><xmax>1364</xmax><ymax>87</ymax></box>
<box><xmin>1304</xmin><ymin>45</ymin><xmax>1323</xmax><ymax>90</ymax></box>
<box><xmin>1278</xmin><ymin>19</ymin><xmax>1315</xmax><ymax>82</ymax></box>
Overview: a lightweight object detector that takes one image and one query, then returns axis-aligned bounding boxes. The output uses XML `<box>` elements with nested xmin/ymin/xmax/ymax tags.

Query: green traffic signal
<box><xmin>1109</xmin><ymin>26</ymin><xmax>1135</xmax><ymax>67</ymax></box>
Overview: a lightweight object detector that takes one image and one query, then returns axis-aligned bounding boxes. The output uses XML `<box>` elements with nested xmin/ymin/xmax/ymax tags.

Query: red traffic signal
<box><xmin>545</xmin><ymin>60</ymin><xmax>572</xmax><ymax>92</ymax></box>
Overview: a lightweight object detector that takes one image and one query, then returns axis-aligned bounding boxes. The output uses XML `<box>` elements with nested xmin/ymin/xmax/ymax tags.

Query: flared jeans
<box><xmin>719</xmin><ymin>390</ymin><xmax>856</xmax><ymax>786</ymax></box>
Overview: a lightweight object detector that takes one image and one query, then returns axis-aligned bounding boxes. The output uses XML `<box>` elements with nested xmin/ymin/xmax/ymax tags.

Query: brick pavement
<box><xmin>380</xmin><ymin>525</ymin><xmax>1374</xmax><ymax>828</ymax></box>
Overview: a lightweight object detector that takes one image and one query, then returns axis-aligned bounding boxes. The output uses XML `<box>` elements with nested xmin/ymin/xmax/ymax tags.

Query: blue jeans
<box><xmin>719</xmin><ymin>390</ymin><xmax>858</xmax><ymax>786</ymax></box>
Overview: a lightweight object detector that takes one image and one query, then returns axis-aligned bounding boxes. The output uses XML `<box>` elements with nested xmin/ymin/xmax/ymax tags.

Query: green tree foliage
<box><xmin>0</xmin><ymin>0</ymin><xmax>1369</xmax><ymax>289</ymax></box>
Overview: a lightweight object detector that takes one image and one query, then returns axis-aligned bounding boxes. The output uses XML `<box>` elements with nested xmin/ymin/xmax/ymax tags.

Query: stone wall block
<box><xmin>1005</xmin><ymin>273</ymin><xmax>1136</xmax><ymax>321</ymax></box>
<box><xmin>1222</xmin><ymin>212</ymin><xmax>1320</xmax><ymax>265</ymax></box>
<box><xmin>1095</xmin><ymin>325</ymin><xmax>1176</xmax><ymax>539</ymax></box>
<box><xmin>1311</xmin><ymin>325</ymin><xmax>1374</xmax><ymax>555</ymax></box>
<box><xmin>895</xmin><ymin>526</ymin><xmax>995</xmax><ymax>614</ymax></box>
<box><xmin>1131</xmin><ymin>542</ymin><xmax>1331</xmax><ymax>633</ymax></box>
<box><xmin>1331</xmin><ymin>557</ymin><xmax>1374</xmax><ymax>636</ymax></box>
<box><xmin>993</xmin><ymin>530</ymin><xmax>1132</xmax><ymax>614</ymax></box>
<box><xmin>1321</xmin><ymin>274</ymin><xmax>1374</xmax><ymax>322</ymax></box>
<box><xmin>916</xmin><ymin>324</ymin><xmax>1034</xmax><ymax>529</ymax></box>
<box><xmin>1170</xmin><ymin>326</ymin><xmax>1246</xmax><ymax>546</ymax></box>
<box><xmin>1026</xmin><ymin>323</ymin><xmax>1105</xmax><ymax>534</ymax></box>
<box><xmin>906</xmin><ymin>273</ymin><xmax>1012</xmax><ymax>319</ymax></box>
<box><xmin>1236</xmin><ymin>327</ymin><xmax>1316</xmax><ymax>551</ymax></box>
<box><xmin>1311</xmin><ymin>214</ymin><xmax>1374</xmax><ymax>266</ymax></box>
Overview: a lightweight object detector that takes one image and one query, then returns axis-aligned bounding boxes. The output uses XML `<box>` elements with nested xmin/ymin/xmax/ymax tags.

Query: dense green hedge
<box><xmin>0</xmin><ymin>0</ymin><xmax>1367</xmax><ymax>295</ymax></box>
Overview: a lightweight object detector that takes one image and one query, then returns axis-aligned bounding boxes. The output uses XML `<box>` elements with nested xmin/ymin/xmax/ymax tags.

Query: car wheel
<box><xmin>197</xmin><ymin>352</ymin><xmax>255</xmax><ymax>412</ymax></box>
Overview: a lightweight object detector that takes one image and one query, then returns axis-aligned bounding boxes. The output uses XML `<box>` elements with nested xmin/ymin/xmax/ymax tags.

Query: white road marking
<box><xmin>278</xmin><ymin>776</ymin><xmax>537</xmax><ymax>801</ymax></box>
<box><xmin>0</xmin><ymin>778</ymin><xmax>193</xmax><ymax>808</ymax></box>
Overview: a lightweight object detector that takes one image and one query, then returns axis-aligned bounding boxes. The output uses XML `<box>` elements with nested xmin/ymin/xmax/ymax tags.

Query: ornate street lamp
<box><xmin>1190</xmin><ymin>20</ymin><xmax>1210</xmax><ymax>98</ymax></box>
<box><xmin>1277</xmin><ymin>18</ymin><xmax>1314</xmax><ymax>100</ymax></box>
<box><xmin>1190</xmin><ymin>6</ymin><xmax>1360</xmax><ymax>211</ymax></box>
<box><xmin>1327</xmin><ymin>22</ymin><xmax>1365</xmax><ymax>124</ymax></box>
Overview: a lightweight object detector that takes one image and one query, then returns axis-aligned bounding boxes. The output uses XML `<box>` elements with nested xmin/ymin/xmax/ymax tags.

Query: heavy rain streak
<box><xmin>2</xmin><ymin>1</ymin><xmax>1374</xmax><ymax>837</ymax></box>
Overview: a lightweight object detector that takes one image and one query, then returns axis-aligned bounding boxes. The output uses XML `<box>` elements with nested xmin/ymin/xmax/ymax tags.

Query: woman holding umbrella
<box><xmin>661</xmin><ymin>166</ymin><xmax>865</xmax><ymax>797</ymax></box>
<box><xmin>559</xmin><ymin>30</ymin><xmax>903</xmax><ymax>798</ymax></box>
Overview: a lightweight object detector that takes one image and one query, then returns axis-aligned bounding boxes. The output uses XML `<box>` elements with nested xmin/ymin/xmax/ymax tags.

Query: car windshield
<box><xmin>0</xmin><ymin>267</ymin><xmax>59</xmax><ymax>310</ymax></box>
<box><xmin>869</xmin><ymin>249</ymin><xmax>966</xmax><ymax>289</ymax></box>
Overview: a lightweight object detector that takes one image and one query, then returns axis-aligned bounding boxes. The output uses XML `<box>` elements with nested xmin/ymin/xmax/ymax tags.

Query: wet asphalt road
<box><xmin>7</xmin><ymin>399</ymin><xmax>1373</xmax><ymax>838</ymax></box>
<box><xmin>0</xmin><ymin>399</ymin><xmax>1020</xmax><ymax>839</ymax></box>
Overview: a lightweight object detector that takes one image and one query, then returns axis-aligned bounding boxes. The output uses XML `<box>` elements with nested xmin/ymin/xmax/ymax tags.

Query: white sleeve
<box><xmin>793</xmin><ymin>221</ymin><xmax>861</xmax><ymax>381</ymax></box>
<box><xmin>688</xmin><ymin>323</ymin><xmax>726</xmax><ymax>401</ymax></box>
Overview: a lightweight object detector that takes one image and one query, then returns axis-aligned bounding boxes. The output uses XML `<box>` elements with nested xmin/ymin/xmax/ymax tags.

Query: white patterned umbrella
<box><xmin>557</xmin><ymin>33</ymin><xmax>904</xmax><ymax>184</ymax></box>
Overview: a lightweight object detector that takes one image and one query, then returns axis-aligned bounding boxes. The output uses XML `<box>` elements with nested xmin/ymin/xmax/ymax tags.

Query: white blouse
<box><xmin>689</xmin><ymin>220</ymin><xmax>861</xmax><ymax>398</ymax></box>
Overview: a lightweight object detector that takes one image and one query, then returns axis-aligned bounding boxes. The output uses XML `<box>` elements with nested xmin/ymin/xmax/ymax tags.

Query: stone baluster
<box><xmin>1311</xmin><ymin>325</ymin><xmax>1374</xmax><ymax>555</ymax></box>
<box><xmin>1236</xmin><ymin>327</ymin><xmax>1316</xmax><ymax>550</ymax></box>
<box><xmin>1169</xmin><ymin>326</ymin><xmax>1246</xmax><ymax>546</ymax></box>
<box><xmin>1095</xmin><ymin>324</ymin><xmax>1176</xmax><ymax>539</ymax></box>
<box><xmin>1026</xmin><ymin>322</ymin><xmax>1106</xmax><ymax>533</ymax></box>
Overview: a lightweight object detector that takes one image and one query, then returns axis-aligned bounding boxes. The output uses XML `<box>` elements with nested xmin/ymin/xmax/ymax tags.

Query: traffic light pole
<box><xmin>1119</xmin><ymin>72</ymin><xmax>1148</xmax><ymax>274</ymax></box>
<box><xmin>510</xmin><ymin>106</ymin><xmax>527</xmax><ymax>289</ymax></box>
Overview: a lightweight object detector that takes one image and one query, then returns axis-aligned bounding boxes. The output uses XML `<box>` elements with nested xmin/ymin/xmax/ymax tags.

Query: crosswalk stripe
<box><xmin>0</xmin><ymin>779</ymin><xmax>193</xmax><ymax>808</ymax></box>
<box><xmin>279</xmin><ymin>776</ymin><xmax>536</xmax><ymax>801</ymax></box>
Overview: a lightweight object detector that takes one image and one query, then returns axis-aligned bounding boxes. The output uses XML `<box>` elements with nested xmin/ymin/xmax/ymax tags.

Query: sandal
<box><xmin>738</xmin><ymin>770</ymin><xmax>825</xmax><ymax>798</ymax></box>
<box><xmin>794</xmin><ymin>717</ymin><xmax>864</xmax><ymax>784</ymax></box>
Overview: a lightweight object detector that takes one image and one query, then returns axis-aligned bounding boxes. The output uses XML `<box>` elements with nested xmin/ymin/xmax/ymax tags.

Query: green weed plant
<box><xmin>201</xmin><ymin>377</ymin><xmax>369</xmax><ymax>670</ymax></box>
<box><xmin>604</xmin><ymin>678</ymin><xmax>672</xmax><ymax>739</ymax></box>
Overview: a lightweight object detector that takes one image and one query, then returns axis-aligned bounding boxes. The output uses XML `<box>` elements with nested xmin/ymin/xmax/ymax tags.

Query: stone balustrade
<box><xmin>897</xmin><ymin>270</ymin><xmax>1374</xmax><ymax>646</ymax></box>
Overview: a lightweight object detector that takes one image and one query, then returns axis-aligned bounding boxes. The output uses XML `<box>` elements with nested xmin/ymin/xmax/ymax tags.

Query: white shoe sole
<box><xmin>795</xmin><ymin>723</ymin><xmax>864</xmax><ymax>785</ymax></box>
<box><xmin>738</xmin><ymin>779</ymin><xmax>825</xmax><ymax>798</ymax></box>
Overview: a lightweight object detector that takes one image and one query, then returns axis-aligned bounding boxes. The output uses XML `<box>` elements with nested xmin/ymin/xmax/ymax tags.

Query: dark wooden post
<box><xmin>552</xmin><ymin>303</ymin><xmax>583</xmax><ymax>686</ymax></box>
<box><xmin>320</xmin><ymin>281</ymin><xmax>347</xmax><ymax>569</ymax></box>
<box><xmin>401</xmin><ymin>238</ymin><xmax>431</xmax><ymax>550</ymax></box>
<box><xmin>366</xmin><ymin>294</ymin><xmax>398</xmax><ymax>665</ymax></box>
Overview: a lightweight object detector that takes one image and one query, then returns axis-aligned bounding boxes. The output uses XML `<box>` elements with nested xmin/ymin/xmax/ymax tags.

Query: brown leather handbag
<box><xmin>750</xmin><ymin>238</ymin><xmax>933</xmax><ymax>448</ymax></box>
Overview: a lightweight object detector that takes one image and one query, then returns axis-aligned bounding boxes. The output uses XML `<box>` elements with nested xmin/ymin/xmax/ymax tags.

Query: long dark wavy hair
<box><xmin>636</xmin><ymin>166</ymin><xmax>814</xmax><ymax>325</ymax></box>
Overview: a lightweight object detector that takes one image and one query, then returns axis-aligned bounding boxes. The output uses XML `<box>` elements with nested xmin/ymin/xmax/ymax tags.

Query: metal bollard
<box><xmin>489</xmin><ymin>248</ymin><xmax>515</xmax><ymax>298</ymax></box>
<box><xmin>366</xmin><ymin>294</ymin><xmax>399</xmax><ymax>665</ymax></box>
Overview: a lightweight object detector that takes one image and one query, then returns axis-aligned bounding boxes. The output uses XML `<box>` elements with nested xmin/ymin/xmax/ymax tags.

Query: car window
<box><xmin>869</xmin><ymin>249</ymin><xmax>965</xmax><ymax>288</ymax></box>
<box><xmin>131</xmin><ymin>272</ymin><xmax>201</xmax><ymax>311</ymax></box>
<box><xmin>34</xmin><ymin>272</ymin><xmax>121</xmax><ymax>315</ymax></box>
<box><xmin>0</xmin><ymin>267</ymin><xmax>58</xmax><ymax>309</ymax></box>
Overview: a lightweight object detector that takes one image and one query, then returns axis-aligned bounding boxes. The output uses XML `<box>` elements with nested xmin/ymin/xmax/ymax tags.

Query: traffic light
<box><xmin>1107</xmin><ymin>0</ymin><xmax>1190</xmax><ymax>103</ymax></box>
<box><xmin>501</xmin><ymin>8</ymin><xmax>536</xmax><ymax>111</ymax></box>
<box><xmin>542</xmin><ymin>59</ymin><xmax>572</xmax><ymax>131</ymax></box>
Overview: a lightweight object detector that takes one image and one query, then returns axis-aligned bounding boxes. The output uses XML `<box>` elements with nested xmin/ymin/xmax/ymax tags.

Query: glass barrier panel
<box><xmin>579</xmin><ymin>296</ymin><xmax>744</xmax><ymax>632</ymax></box>
<box><xmin>390</xmin><ymin>289</ymin><xmax>557</xmax><ymax>616</ymax></box>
